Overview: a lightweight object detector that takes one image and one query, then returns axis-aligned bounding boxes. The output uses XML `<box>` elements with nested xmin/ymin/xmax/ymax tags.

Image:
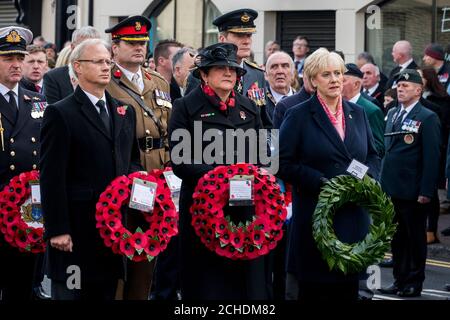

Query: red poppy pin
<box><xmin>117</xmin><ymin>105</ymin><xmax>128</xmax><ymax>116</ymax></box>
<box><xmin>113</xmin><ymin>69</ymin><xmax>122</xmax><ymax>79</ymax></box>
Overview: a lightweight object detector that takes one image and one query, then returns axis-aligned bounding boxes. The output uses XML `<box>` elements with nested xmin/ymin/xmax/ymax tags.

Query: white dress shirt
<box><xmin>0</xmin><ymin>83</ymin><xmax>19</xmax><ymax>106</ymax></box>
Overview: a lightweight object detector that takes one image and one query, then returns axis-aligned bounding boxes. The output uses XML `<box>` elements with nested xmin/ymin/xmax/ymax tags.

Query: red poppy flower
<box><xmin>27</xmin><ymin>228</ymin><xmax>43</xmax><ymax>243</ymax></box>
<box><xmin>131</xmin><ymin>232</ymin><xmax>148</xmax><ymax>251</ymax></box>
<box><xmin>16</xmin><ymin>232</ymin><xmax>29</xmax><ymax>249</ymax></box>
<box><xmin>105</xmin><ymin>216</ymin><xmax>122</xmax><ymax>232</ymax></box>
<box><xmin>268</xmin><ymin>240</ymin><xmax>278</xmax><ymax>250</ymax></box>
<box><xmin>145</xmin><ymin>239</ymin><xmax>161</xmax><ymax>257</ymax></box>
<box><xmin>3</xmin><ymin>212</ymin><xmax>19</xmax><ymax>228</ymax></box>
<box><xmin>117</xmin><ymin>106</ymin><xmax>128</xmax><ymax>116</ymax></box>
<box><xmin>251</xmin><ymin>229</ymin><xmax>265</xmax><ymax>246</ymax></box>
<box><xmin>113</xmin><ymin>69</ymin><xmax>122</xmax><ymax>79</ymax></box>
<box><xmin>119</xmin><ymin>237</ymin><xmax>135</xmax><ymax>257</ymax></box>
<box><xmin>4</xmin><ymin>233</ymin><xmax>15</xmax><ymax>244</ymax></box>
<box><xmin>246</xmin><ymin>245</ymin><xmax>260</xmax><ymax>260</ymax></box>
<box><xmin>230</xmin><ymin>231</ymin><xmax>245</xmax><ymax>249</ymax></box>
<box><xmin>99</xmin><ymin>227</ymin><xmax>112</xmax><ymax>240</ymax></box>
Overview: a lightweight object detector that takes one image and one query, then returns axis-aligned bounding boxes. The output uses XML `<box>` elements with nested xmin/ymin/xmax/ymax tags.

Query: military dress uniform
<box><xmin>185</xmin><ymin>9</ymin><xmax>272</xmax><ymax>128</ymax></box>
<box><xmin>0</xmin><ymin>26</ymin><xmax>47</xmax><ymax>300</ymax></box>
<box><xmin>380</xmin><ymin>70</ymin><xmax>441</xmax><ymax>297</ymax></box>
<box><xmin>105</xmin><ymin>16</ymin><xmax>171</xmax><ymax>300</ymax></box>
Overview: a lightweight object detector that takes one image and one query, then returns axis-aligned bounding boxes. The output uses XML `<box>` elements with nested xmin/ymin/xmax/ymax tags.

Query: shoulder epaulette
<box><xmin>243</xmin><ymin>59</ymin><xmax>264</xmax><ymax>71</ymax></box>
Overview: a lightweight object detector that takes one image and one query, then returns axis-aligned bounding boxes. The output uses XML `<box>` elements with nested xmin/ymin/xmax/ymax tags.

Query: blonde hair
<box><xmin>303</xmin><ymin>47</ymin><xmax>346</xmax><ymax>87</ymax></box>
<box><xmin>55</xmin><ymin>45</ymin><xmax>72</xmax><ymax>68</ymax></box>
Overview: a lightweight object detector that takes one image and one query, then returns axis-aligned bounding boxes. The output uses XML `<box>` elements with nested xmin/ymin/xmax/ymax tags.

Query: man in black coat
<box><xmin>272</xmin><ymin>76</ymin><xmax>313</xmax><ymax>129</ymax></box>
<box><xmin>0</xmin><ymin>26</ymin><xmax>47</xmax><ymax>301</ymax></box>
<box><xmin>40</xmin><ymin>39</ymin><xmax>142</xmax><ymax>300</ymax></box>
<box><xmin>385</xmin><ymin>41</ymin><xmax>418</xmax><ymax>90</ymax></box>
<box><xmin>379</xmin><ymin>69</ymin><xmax>441</xmax><ymax>297</ymax></box>
<box><xmin>43</xmin><ymin>26</ymin><xmax>101</xmax><ymax>104</ymax></box>
<box><xmin>20</xmin><ymin>45</ymin><xmax>48</xmax><ymax>94</ymax></box>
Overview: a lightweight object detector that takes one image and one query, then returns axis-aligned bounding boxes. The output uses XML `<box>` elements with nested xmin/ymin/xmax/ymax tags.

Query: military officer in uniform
<box><xmin>379</xmin><ymin>69</ymin><xmax>441</xmax><ymax>297</ymax></box>
<box><xmin>0</xmin><ymin>26</ymin><xmax>47</xmax><ymax>300</ymax></box>
<box><xmin>105</xmin><ymin>15</ymin><xmax>171</xmax><ymax>300</ymax></box>
<box><xmin>185</xmin><ymin>8</ymin><xmax>272</xmax><ymax>128</ymax></box>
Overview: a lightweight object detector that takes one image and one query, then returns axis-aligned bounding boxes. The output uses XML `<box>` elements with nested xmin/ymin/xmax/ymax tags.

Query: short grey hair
<box><xmin>70</xmin><ymin>39</ymin><xmax>110</xmax><ymax>77</ymax></box>
<box><xmin>265</xmin><ymin>51</ymin><xmax>295</xmax><ymax>74</ymax></box>
<box><xmin>71</xmin><ymin>26</ymin><xmax>101</xmax><ymax>44</ymax></box>
<box><xmin>172</xmin><ymin>47</ymin><xmax>197</xmax><ymax>72</ymax></box>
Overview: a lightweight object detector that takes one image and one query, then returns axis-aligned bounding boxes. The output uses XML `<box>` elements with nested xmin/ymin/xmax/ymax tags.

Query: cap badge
<box><xmin>241</xmin><ymin>13</ymin><xmax>250</xmax><ymax>23</ymax></box>
<box><xmin>6</xmin><ymin>30</ymin><xmax>21</xmax><ymax>43</ymax></box>
<box><xmin>135</xmin><ymin>22</ymin><xmax>142</xmax><ymax>31</ymax></box>
<box><xmin>404</xmin><ymin>73</ymin><xmax>409</xmax><ymax>80</ymax></box>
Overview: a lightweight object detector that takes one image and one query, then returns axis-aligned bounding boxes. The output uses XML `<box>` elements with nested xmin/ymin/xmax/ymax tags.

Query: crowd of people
<box><xmin>0</xmin><ymin>6</ymin><xmax>450</xmax><ymax>301</ymax></box>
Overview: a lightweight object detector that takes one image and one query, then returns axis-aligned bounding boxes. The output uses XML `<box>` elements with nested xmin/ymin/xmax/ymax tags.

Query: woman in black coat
<box><xmin>277</xmin><ymin>48</ymin><xmax>380</xmax><ymax>301</ymax></box>
<box><xmin>168</xmin><ymin>43</ymin><xmax>271</xmax><ymax>300</ymax></box>
<box><xmin>418</xmin><ymin>67</ymin><xmax>450</xmax><ymax>244</ymax></box>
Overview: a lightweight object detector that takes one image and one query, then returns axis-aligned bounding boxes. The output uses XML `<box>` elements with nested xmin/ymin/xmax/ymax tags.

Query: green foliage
<box><xmin>312</xmin><ymin>175</ymin><xmax>397</xmax><ymax>274</ymax></box>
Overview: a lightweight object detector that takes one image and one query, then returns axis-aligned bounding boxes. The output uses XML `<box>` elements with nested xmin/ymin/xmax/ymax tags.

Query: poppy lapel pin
<box><xmin>117</xmin><ymin>105</ymin><xmax>128</xmax><ymax>116</ymax></box>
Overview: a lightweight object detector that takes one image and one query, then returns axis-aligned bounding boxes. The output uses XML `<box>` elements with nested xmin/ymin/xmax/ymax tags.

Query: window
<box><xmin>155</xmin><ymin>0</ymin><xmax>175</xmax><ymax>41</ymax></box>
<box><xmin>436</xmin><ymin>0</ymin><xmax>450</xmax><ymax>47</ymax></box>
<box><xmin>149</xmin><ymin>0</ymin><xmax>220</xmax><ymax>50</ymax></box>
<box><xmin>366</xmin><ymin>0</ymin><xmax>433</xmax><ymax>75</ymax></box>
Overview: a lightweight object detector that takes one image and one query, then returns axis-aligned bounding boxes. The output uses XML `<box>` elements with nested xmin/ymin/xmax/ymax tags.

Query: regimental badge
<box><xmin>404</xmin><ymin>134</ymin><xmax>414</xmax><ymax>144</ymax></box>
<box><xmin>30</xmin><ymin>101</ymin><xmax>48</xmax><ymax>119</ymax></box>
<box><xmin>241</xmin><ymin>13</ymin><xmax>250</xmax><ymax>23</ymax></box>
<box><xmin>240</xmin><ymin>111</ymin><xmax>246</xmax><ymax>120</ymax></box>
<box><xmin>404</xmin><ymin>73</ymin><xmax>409</xmax><ymax>80</ymax></box>
<box><xmin>135</xmin><ymin>22</ymin><xmax>142</xmax><ymax>31</ymax></box>
<box><xmin>6</xmin><ymin>30</ymin><xmax>21</xmax><ymax>43</ymax></box>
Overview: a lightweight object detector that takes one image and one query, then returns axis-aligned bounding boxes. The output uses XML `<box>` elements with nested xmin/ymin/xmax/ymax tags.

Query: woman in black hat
<box><xmin>169</xmin><ymin>43</ymin><xmax>272</xmax><ymax>300</ymax></box>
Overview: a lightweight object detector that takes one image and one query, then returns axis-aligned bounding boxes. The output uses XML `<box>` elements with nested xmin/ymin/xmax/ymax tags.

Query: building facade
<box><xmin>2</xmin><ymin>0</ymin><xmax>449</xmax><ymax>73</ymax></box>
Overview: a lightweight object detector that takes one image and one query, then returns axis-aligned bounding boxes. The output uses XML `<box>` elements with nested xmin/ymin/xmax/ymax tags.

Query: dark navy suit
<box><xmin>272</xmin><ymin>87</ymin><xmax>312</xmax><ymax>129</ymax></box>
<box><xmin>277</xmin><ymin>95</ymin><xmax>380</xmax><ymax>300</ymax></box>
<box><xmin>381</xmin><ymin>101</ymin><xmax>440</xmax><ymax>292</ymax></box>
<box><xmin>0</xmin><ymin>86</ymin><xmax>46</xmax><ymax>300</ymax></box>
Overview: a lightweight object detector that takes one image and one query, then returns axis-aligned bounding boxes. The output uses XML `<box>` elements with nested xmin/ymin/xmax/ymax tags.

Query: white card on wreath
<box><xmin>229</xmin><ymin>179</ymin><xmax>253</xmax><ymax>201</ymax></box>
<box><xmin>129</xmin><ymin>178</ymin><xmax>157</xmax><ymax>212</ymax></box>
<box><xmin>346</xmin><ymin>159</ymin><xmax>369</xmax><ymax>180</ymax></box>
<box><xmin>163</xmin><ymin>171</ymin><xmax>182</xmax><ymax>192</ymax></box>
<box><xmin>30</xmin><ymin>183</ymin><xmax>41</xmax><ymax>204</ymax></box>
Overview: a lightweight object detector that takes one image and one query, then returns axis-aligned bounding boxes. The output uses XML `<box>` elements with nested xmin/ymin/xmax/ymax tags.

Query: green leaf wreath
<box><xmin>312</xmin><ymin>175</ymin><xmax>397</xmax><ymax>274</ymax></box>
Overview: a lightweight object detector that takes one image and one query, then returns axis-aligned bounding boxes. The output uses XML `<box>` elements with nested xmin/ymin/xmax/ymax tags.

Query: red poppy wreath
<box><xmin>95</xmin><ymin>169</ymin><xmax>178</xmax><ymax>262</ymax></box>
<box><xmin>0</xmin><ymin>170</ymin><xmax>45</xmax><ymax>253</ymax></box>
<box><xmin>190</xmin><ymin>163</ymin><xmax>287</xmax><ymax>260</ymax></box>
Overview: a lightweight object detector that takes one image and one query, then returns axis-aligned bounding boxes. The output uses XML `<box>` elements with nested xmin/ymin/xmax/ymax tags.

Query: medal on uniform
<box><xmin>31</xmin><ymin>101</ymin><xmax>47</xmax><ymax>119</ymax></box>
<box><xmin>240</xmin><ymin>111</ymin><xmax>246</xmax><ymax>120</ymax></box>
<box><xmin>404</xmin><ymin>134</ymin><xmax>414</xmax><ymax>144</ymax></box>
<box><xmin>154</xmin><ymin>89</ymin><xmax>163</xmax><ymax>106</ymax></box>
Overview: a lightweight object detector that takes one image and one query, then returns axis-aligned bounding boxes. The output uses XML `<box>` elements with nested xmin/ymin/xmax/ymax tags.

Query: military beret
<box><xmin>395</xmin><ymin>69</ymin><xmax>423</xmax><ymax>85</ymax></box>
<box><xmin>0</xmin><ymin>26</ymin><xmax>33</xmax><ymax>55</ymax></box>
<box><xmin>344</xmin><ymin>63</ymin><xmax>363</xmax><ymax>79</ymax></box>
<box><xmin>213</xmin><ymin>9</ymin><xmax>258</xmax><ymax>33</ymax></box>
<box><xmin>105</xmin><ymin>15</ymin><xmax>151</xmax><ymax>42</ymax></box>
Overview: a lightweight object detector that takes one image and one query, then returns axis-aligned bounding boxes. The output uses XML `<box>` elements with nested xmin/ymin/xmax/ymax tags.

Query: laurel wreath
<box><xmin>312</xmin><ymin>175</ymin><xmax>397</xmax><ymax>274</ymax></box>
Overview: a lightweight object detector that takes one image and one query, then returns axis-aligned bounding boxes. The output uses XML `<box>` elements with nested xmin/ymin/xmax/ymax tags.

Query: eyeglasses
<box><xmin>77</xmin><ymin>59</ymin><xmax>114</xmax><ymax>67</ymax></box>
